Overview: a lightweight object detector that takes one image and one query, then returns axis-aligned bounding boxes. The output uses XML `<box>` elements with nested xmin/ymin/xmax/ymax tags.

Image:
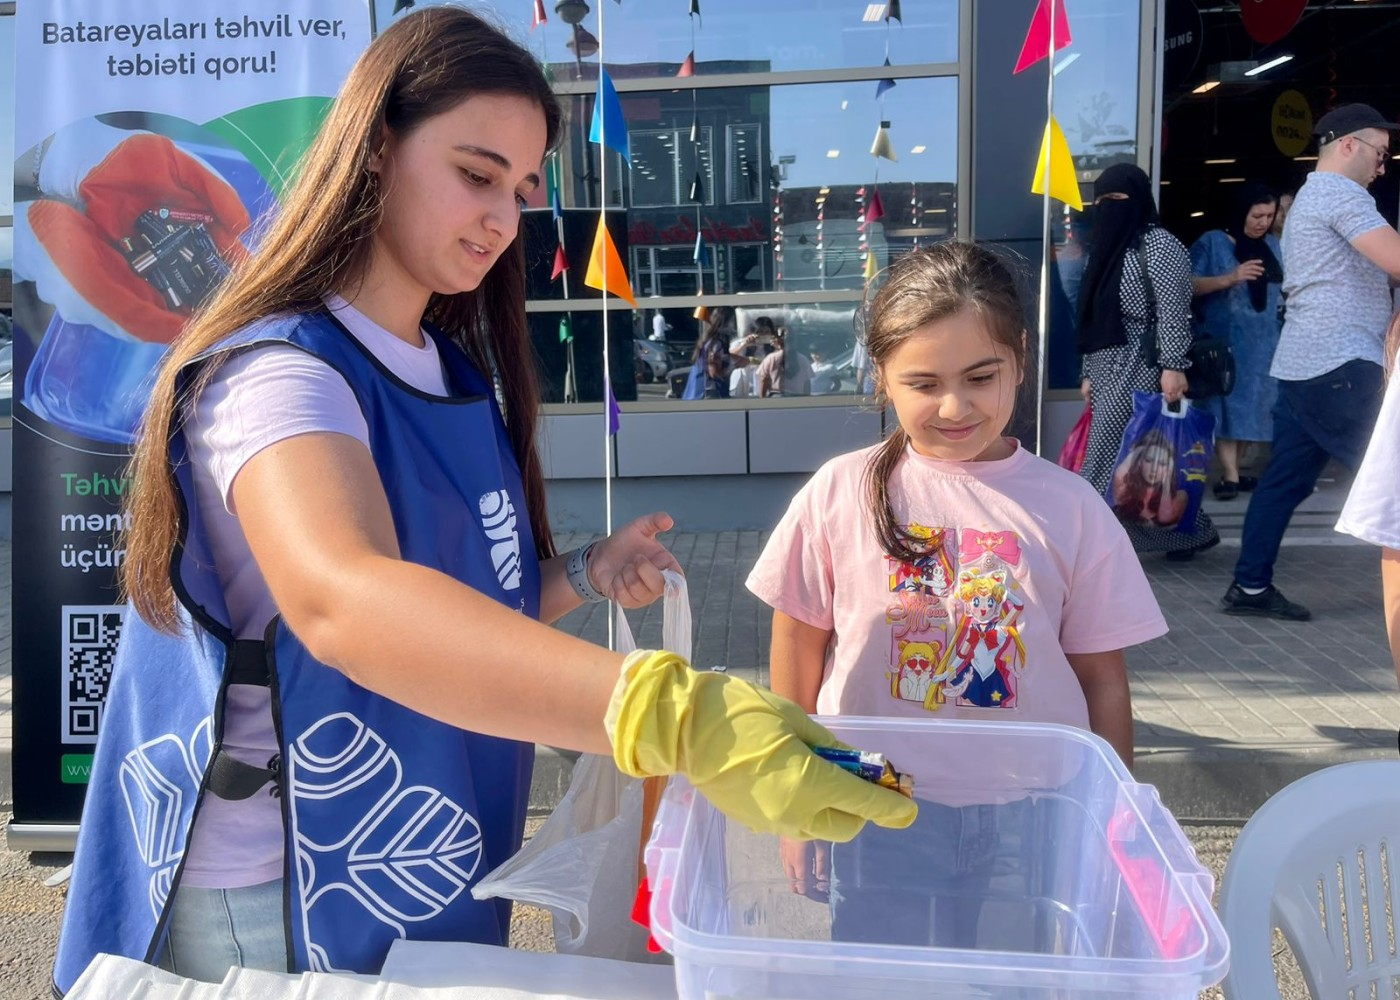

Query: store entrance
<box><xmin>1155</xmin><ymin>0</ymin><xmax>1400</xmax><ymax>527</ymax></box>
<box><xmin>1158</xmin><ymin>1</ymin><xmax>1400</xmax><ymax>243</ymax></box>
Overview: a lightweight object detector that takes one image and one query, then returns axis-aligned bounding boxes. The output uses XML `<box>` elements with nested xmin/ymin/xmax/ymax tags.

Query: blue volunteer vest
<box><xmin>55</xmin><ymin>310</ymin><xmax>542</xmax><ymax>993</ymax></box>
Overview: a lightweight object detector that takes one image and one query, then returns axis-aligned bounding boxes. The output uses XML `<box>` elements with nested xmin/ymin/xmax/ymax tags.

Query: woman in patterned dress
<box><xmin>1189</xmin><ymin>183</ymin><xmax>1283</xmax><ymax>500</ymax></box>
<box><xmin>1076</xmin><ymin>163</ymin><xmax>1219</xmax><ymax>558</ymax></box>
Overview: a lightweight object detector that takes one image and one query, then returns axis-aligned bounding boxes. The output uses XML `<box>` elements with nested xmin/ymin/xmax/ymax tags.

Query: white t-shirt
<box><xmin>179</xmin><ymin>295</ymin><xmax>447</xmax><ymax>888</ymax></box>
<box><xmin>1337</xmin><ymin>370</ymin><xmax>1400</xmax><ymax>549</ymax></box>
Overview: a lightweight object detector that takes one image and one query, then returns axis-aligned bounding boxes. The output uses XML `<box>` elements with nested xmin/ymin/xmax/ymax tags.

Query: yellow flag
<box><xmin>1030</xmin><ymin>116</ymin><xmax>1083</xmax><ymax>211</ymax></box>
<box><xmin>864</xmin><ymin>253</ymin><xmax>878</xmax><ymax>281</ymax></box>
<box><xmin>584</xmin><ymin>213</ymin><xmax>637</xmax><ymax>306</ymax></box>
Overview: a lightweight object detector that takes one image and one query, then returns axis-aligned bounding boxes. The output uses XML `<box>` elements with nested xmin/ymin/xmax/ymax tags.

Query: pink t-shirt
<box><xmin>746</xmin><ymin>441</ymin><xmax>1167</xmax><ymax>729</ymax></box>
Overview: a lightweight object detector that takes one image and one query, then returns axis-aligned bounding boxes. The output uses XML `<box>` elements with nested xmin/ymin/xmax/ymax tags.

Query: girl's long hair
<box><xmin>123</xmin><ymin>6</ymin><xmax>562</xmax><ymax>631</ymax></box>
<box><xmin>861</xmin><ymin>242</ymin><xmax>1029</xmax><ymax>563</ymax></box>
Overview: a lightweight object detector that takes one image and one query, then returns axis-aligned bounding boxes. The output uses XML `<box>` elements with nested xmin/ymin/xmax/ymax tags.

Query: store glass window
<box><xmin>545</xmin><ymin>76</ymin><xmax>957</xmax><ymax>292</ymax></box>
<box><xmin>1</xmin><ymin>9</ymin><xmax>14</xmax><ymax>314</ymax></box>
<box><xmin>1046</xmin><ymin>0</ymin><xmax>1142</xmax><ymax>391</ymax></box>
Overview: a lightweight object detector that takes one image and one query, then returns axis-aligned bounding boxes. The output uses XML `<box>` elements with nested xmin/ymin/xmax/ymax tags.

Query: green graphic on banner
<box><xmin>203</xmin><ymin>96</ymin><xmax>337</xmax><ymax>197</ymax></box>
<box><xmin>60</xmin><ymin>755</ymin><xmax>95</xmax><ymax>785</ymax></box>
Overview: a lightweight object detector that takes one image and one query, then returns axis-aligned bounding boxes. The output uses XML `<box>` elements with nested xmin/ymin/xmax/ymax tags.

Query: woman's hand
<box><xmin>587</xmin><ymin>512</ymin><xmax>682</xmax><ymax>608</ymax></box>
<box><xmin>1079</xmin><ymin>378</ymin><xmax>1091</xmax><ymax>403</ymax></box>
<box><xmin>1231</xmin><ymin>259</ymin><xmax>1265</xmax><ymax>285</ymax></box>
<box><xmin>1160</xmin><ymin>369</ymin><xmax>1188</xmax><ymax>404</ymax></box>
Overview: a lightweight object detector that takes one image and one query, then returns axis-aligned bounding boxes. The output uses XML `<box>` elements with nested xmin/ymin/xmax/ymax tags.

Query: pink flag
<box><xmin>1013</xmin><ymin>0</ymin><xmax>1072</xmax><ymax>74</ymax></box>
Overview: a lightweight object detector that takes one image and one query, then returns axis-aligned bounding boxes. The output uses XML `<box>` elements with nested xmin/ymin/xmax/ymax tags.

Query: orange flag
<box><xmin>584</xmin><ymin>214</ymin><xmax>637</xmax><ymax>306</ymax></box>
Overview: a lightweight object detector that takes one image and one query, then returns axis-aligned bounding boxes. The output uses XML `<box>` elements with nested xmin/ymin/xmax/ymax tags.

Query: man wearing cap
<box><xmin>1222</xmin><ymin>104</ymin><xmax>1400</xmax><ymax>620</ymax></box>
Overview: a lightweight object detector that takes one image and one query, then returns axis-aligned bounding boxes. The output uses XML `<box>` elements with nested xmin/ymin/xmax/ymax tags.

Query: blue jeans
<box><xmin>829</xmin><ymin>799</ymin><xmax>1037</xmax><ymax>950</ymax></box>
<box><xmin>1233</xmin><ymin>359</ymin><xmax>1384</xmax><ymax>588</ymax></box>
<box><xmin>157</xmin><ymin>879</ymin><xmax>287</xmax><ymax>982</ymax></box>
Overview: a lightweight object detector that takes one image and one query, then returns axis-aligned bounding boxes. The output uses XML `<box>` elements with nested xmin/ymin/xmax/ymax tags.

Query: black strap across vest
<box><xmin>206</xmin><ymin>640</ymin><xmax>280</xmax><ymax>801</ymax></box>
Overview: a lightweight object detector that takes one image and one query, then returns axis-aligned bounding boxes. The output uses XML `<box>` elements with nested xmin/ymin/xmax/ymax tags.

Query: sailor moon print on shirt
<box><xmin>883</xmin><ymin>525</ymin><xmax>1028</xmax><ymax>713</ymax></box>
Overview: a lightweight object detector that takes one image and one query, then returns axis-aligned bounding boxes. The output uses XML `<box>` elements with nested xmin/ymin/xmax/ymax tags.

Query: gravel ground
<box><xmin>1</xmin><ymin>816</ymin><xmax>1306</xmax><ymax>1000</ymax></box>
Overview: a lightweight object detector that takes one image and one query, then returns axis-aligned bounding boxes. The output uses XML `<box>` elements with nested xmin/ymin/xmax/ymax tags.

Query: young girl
<box><xmin>747</xmin><ymin>242</ymin><xmax>1166</xmax><ymax>922</ymax></box>
<box><xmin>54</xmin><ymin>10</ymin><xmax>913</xmax><ymax>991</ymax></box>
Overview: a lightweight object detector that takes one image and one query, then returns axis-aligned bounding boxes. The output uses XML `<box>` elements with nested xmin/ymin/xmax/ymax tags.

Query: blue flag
<box><xmin>693</xmin><ymin>232</ymin><xmax>710</xmax><ymax>268</ymax></box>
<box><xmin>551</xmin><ymin>187</ymin><xmax>562</xmax><ymax>221</ymax></box>
<box><xmin>589</xmin><ymin>69</ymin><xmax>631</xmax><ymax>166</ymax></box>
<box><xmin>876</xmin><ymin>77</ymin><xmax>897</xmax><ymax>99</ymax></box>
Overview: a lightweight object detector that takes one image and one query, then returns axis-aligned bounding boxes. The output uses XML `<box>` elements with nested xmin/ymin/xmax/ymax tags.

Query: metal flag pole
<box><xmin>596</xmin><ymin>1</ymin><xmax>616</xmax><ymax>650</ymax></box>
<box><xmin>1035</xmin><ymin>0</ymin><xmax>1058</xmax><ymax>458</ymax></box>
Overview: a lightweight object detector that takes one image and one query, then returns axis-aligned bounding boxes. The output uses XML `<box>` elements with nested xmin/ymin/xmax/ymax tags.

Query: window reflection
<box><xmin>1046</xmin><ymin>0</ymin><xmax>1141</xmax><ymax>391</ymax></box>
<box><xmin>547</xmin><ymin>77</ymin><xmax>958</xmax><ymax>298</ymax></box>
<box><xmin>531</xmin><ymin>301</ymin><xmax>870</xmax><ymax>405</ymax></box>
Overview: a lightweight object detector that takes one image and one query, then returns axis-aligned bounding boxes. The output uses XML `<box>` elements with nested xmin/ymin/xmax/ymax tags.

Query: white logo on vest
<box><xmin>479</xmin><ymin>490</ymin><xmax>522</xmax><ymax>591</ymax></box>
<box><xmin>286</xmin><ymin>713</ymin><xmax>485</xmax><ymax>973</ymax></box>
<box><xmin>119</xmin><ymin>717</ymin><xmax>214</xmax><ymax>917</ymax></box>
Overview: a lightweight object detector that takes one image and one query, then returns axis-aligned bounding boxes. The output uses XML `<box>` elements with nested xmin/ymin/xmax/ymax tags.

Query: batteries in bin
<box><xmin>813</xmin><ymin>746</ymin><xmax>915</xmax><ymax>798</ymax></box>
<box><xmin>120</xmin><ymin>208</ymin><xmax>232</xmax><ymax>313</ymax></box>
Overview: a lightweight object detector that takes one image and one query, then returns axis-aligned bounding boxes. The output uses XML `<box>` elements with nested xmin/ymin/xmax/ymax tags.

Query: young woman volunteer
<box><xmin>54</xmin><ymin>9</ymin><xmax>915</xmax><ymax>992</ymax></box>
<box><xmin>746</xmin><ymin>243</ymin><xmax>1167</xmax><ymax>926</ymax></box>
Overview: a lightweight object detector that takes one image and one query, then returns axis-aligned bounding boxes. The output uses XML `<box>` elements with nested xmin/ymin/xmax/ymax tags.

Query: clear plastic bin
<box><xmin>644</xmin><ymin>718</ymin><xmax>1229</xmax><ymax>1000</ymax></box>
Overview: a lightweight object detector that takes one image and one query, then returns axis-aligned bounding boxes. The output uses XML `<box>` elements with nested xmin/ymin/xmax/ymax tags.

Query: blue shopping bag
<box><xmin>1105</xmin><ymin>391</ymin><xmax>1215</xmax><ymax>535</ymax></box>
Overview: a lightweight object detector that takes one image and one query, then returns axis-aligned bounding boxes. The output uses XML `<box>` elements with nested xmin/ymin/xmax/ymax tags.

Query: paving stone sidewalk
<box><xmin>2</xmin><ymin>521</ymin><xmax>1395</xmax><ymax>822</ymax></box>
<box><xmin>545</xmin><ymin>528</ymin><xmax>1400</xmax><ymax>820</ymax></box>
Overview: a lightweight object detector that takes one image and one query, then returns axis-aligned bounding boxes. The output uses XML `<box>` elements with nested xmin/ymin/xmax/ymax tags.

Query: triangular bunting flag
<box><xmin>863</xmin><ymin>188</ymin><xmax>886</xmax><ymax>228</ymax></box>
<box><xmin>393</xmin><ymin>0</ymin><xmax>414</xmax><ymax>12</ymax></box>
<box><xmin>531</xmin><ymin>0</ymin><xmax>547</xmax><ymax>30</ymax></box>
<box><xmin>584</xmin><ymin>214</ymin><xmax>638</xmax><ymax>306</ymax></box>
<box><xmin>1030</xmin><ymin>115</ymin><xmax>1083</xmax><ymax>211</ymax></box>
<box><xmin>606</xmin><ymin>380</ymin><xmax>621</xmax><ymax>436</ymax></box>
<box><xmin>693</xmin><ymin>303</ymin><xmax>710</xmax><ymax>321</ymax></box>
<box><xmin>1014</xmin><ymin>0</ymin><xmax>1073</xmax><ymax>74</ymax></box>
<box><xmin>589</xmin><ymin>69</ymin><xmax>632</xmax><ymax>166</ymax></box>
<box><xmin>559</xmin><ymin>314</ymin><xmax>573</xmax><ymax>343</ymax></box>
<box><xmin>876</xmin><ymin>77</ymin><xmax>897</xmax><ymax>99</ymax></box>
<box><xmin>551</xmin><ymin>244</ymin><xmax>569</xmax><ymax>281</ymax></box>
<box><xmin>864</xmin><ymin>253</ymin><xmax>878</xmax><ymax>281</ymax></box>
<box><xmin>885</xmin><ymin>0</ymin><xmax>902</xmax><ymax>23</ymax></box>
<box><xmin>688</xmin><ymin>0</ymin><xmax>702</xmax><ymax>23</ymax></box>
<box><xmin>679</xmin><ymin>51</ymin><xmax>696</xmax><ymax>77</ymax></box>
<box><xmin>870</xmin><ymin>121</ymin><xmax>897</xmax><ymax>162</ymax></box>
<box><xmin>551</xmin><ymin>188</ymin><xmax>562</xmax><ymax>222</ymax></box>
<box><xmin>689</xmin><ymin>171</ymin><xmax>705</xmax><ymax>203</ymax></box>
<box><xmin>689</xmin><ymin>114</ymin><xmax>699</xmax><ymax>143</ymax></box>
<box><xmin>693</xmin><ymin>232</ymin><xmax>710</xmax><ymax>267</ymax></box>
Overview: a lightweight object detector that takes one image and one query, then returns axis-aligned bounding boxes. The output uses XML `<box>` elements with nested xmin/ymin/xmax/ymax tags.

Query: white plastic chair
<box><xmin>1220</xmin><ymin>759</ymin><xmax>1400</xmax><ymax>999</ymax></box>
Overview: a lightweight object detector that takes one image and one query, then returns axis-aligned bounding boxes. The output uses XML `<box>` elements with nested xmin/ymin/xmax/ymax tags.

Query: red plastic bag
<box><xmin>1057</xmin><ymin>403</ymin><xmax>1092</xmax><ymax>473</ymax></box>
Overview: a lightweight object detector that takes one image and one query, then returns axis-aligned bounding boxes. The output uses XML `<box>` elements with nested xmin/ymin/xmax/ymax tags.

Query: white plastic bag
<box><xmin>472</xmin><ymin>570</ymin><xmax>690</xmax><ymax>963</ymax></box>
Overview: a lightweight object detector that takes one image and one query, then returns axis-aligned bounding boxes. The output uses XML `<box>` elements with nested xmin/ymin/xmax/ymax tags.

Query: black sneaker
<box><xmin>1220</xmin><ymin>583</ymin><xmax>1312</xmax><ymax>621</ymax></box>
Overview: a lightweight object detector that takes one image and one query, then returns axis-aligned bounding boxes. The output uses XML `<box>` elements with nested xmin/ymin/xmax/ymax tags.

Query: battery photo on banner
<box><xmin>8</xmin><ymin>0</ymin><xmax>370</xmax><ymax>844</ymax></box>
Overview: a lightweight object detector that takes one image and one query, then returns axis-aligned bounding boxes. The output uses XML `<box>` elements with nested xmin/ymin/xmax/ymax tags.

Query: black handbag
<box><xmin>1135</xmin><ymin>241</ymin><xmax>1236</xmax><ymax>400</ymax></box>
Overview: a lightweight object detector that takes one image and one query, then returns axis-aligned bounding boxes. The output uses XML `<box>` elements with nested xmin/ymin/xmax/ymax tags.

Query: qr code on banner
<box><xmin>62</xmin><ymin>605</ymin><xmax>126</xmax><ymax>744</ymax></box>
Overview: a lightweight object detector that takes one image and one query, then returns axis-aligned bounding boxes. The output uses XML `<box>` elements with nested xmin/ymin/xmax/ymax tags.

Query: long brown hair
<box><xmin>861</xmin><ymin>242</ymin><xmax>1029</xmax><ymax>563</ymax></box>
<box><xmin>124</xmin><ymin>7</ymin><xmax>562</xmax><ymax>631</ymax></box>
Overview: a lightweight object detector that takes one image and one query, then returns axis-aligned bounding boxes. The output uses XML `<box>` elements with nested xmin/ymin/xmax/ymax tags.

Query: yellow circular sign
<box><xmin>1272</xmin><ymin>90</ymin><xmax>1313</xmax><ymax>157</ymax></box>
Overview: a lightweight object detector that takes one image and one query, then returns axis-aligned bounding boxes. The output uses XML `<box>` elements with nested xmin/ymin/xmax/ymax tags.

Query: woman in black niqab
<box><xmin>1076</xmin><ymin>163</ymin><xmax>1158</xmax><ymax>355</ymax></box>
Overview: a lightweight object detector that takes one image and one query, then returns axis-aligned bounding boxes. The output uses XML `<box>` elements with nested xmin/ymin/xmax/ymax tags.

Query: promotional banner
<box><xmin>10</xmin><ymin>0</ymin><xmax>369</xmax><ymax>842</ymax></box>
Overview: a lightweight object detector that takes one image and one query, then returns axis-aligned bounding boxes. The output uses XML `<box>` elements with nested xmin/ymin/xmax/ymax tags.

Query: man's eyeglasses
<box><xmin>1352</xmin><ymin>135</ymin><xmax>1391</xmax><ymax>163</ymax></box>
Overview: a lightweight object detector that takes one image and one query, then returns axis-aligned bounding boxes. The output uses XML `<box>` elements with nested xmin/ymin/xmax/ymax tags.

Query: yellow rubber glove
<box><xmin>606</xmin><ymin>650</ymin><xmax>918</xmax><ymax>841</ymax></box>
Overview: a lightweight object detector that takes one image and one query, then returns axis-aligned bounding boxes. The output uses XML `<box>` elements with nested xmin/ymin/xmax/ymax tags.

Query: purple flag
<box><xmin>606</xmin><ymin>380</ymin><xmax>621</xmax><ymax>435</ymax></box>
